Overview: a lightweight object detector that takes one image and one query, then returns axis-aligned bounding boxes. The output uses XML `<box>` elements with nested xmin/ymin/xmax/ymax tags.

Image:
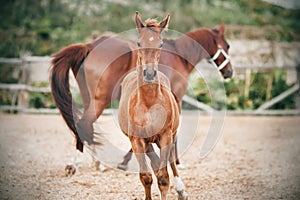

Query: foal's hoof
<box><xmin>178</xmin><ymin>191</ymin><xmax>188</xmax><ymax>200</ymax></box>
<box><xmin>117</xmin><ymin>163</ymin><xmax>128</xmax><ymax>171</ymax></box>
<box><xmin>65</xmin><ymin>164</ymin><xmax>76</xmax><ymax>177</ymax></box>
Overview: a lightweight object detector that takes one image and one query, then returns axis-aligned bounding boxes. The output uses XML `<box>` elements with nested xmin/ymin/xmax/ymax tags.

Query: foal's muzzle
<box><xmin>143</xmin><ymin>69</ymin><xmax>157</xmax><ymax>83</ymax></box>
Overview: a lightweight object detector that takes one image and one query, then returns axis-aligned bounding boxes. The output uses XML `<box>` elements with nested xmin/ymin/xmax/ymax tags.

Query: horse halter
<box><xmin>208</xmin><ymin>45</ymin><xmax>231</xmax><ymax>71</ymax></box>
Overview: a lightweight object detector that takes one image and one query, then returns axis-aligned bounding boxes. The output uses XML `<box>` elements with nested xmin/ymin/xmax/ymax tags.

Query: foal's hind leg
<box><xmin>146</xmin><ymin>144</ymin><xmax>160</xmax><ymax>173</ymax></box>
<box><xmin>169</xmin><ymin>143</ymin><xmax>188</xmax><ymax>200</ymax></box>
<box><xmin>118</xmin><ymin>145</ymin><xmax>160</xmax><ymax>171</ymax></box>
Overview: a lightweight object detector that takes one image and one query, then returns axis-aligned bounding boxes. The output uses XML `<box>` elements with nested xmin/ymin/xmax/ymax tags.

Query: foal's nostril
<box><xmin>143</xmin><ymin>69</ymin><xmax>157</xmax><ymax>82</ymax></box>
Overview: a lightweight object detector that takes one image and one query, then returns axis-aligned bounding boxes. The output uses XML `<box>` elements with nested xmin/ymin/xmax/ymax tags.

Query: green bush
<box><xmin>188</xmin><ymin>69</ymin><xmax>296</xmax><ymax>111</ymax></box>
<box><xmin>270</xmin><ymin>70</ymin><xmax>295</xmax><ymax>109</ymax></box>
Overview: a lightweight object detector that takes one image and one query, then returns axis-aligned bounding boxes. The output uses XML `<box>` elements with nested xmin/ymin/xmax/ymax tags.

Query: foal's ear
<box><xmin>159</xmin><ymin>14</ymin><xmax>170</xmax><ymax>32</ymax></box>
<box><xmin>135</xmin><ymin>11</ymin><xmax>144</xmax><ymax>31</ymax></box>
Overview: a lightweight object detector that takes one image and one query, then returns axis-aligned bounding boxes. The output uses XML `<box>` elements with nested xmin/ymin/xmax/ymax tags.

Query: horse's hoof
<box><xmin>177</xmin><ymin>163</ymin><xmax>187</xmax><ymax>170</ymax></box>
<box><xmin>94</xmin><ymin>160</ymin><xmax>101</xmax><ymax>171</ymax></box>
<box><xmin>65</xmin><ymin>164</ymin><xmax>76</xmax><ymax>177</ymax></box>
<box><xmin>117</xmin><ymin>163</ymin><xmax>128</xmax><ymax>171</ymax></box>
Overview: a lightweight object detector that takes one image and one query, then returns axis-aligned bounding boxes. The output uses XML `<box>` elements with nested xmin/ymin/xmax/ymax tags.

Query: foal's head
<box><xmin>135</xmin><ymin>12</ymin><xmax>170</xmax><ymax>83</ymax></box>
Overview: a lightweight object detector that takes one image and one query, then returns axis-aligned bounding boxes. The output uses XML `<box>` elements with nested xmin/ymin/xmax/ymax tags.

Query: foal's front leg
<box><xmin>131</xmin><ymin>137</ymin><xmax>153</xmax><ymax>200</ymax></box>
<box><xmin>156</xmin><ymin>134</ymin><xmax>173</xmax><ymax>200</ymax></box>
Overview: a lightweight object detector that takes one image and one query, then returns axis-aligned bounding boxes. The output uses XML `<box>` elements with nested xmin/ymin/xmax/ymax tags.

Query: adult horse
<box><xmin>50</xmin><ymin>14</ymin><xmax>232</xmax><ymax>175</ymax></box>
<box><xmin>118</xmin><ymin>12</ymin><xmax>188</xmax><ymax>200</ymax></box>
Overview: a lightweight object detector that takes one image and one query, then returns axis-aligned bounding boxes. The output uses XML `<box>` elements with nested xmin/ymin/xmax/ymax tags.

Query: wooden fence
<box><xmin>0</xmin><ymin>56</ymin><xmax>299</xmax><ymax>115</ymax></box>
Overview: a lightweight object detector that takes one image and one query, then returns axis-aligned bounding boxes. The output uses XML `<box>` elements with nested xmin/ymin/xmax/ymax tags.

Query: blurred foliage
<box><xmin>0</xmin><ymin>89</ymin><xmax>15</xmax><ymax>106</ymax></box>
<box><xmin>0</xmin><ymin>0</ymin><xmax>299</xmax><ymax>57</ymax></box>
<box><xmin>0</xmin><ymin>63</ymin><xmax>21</xmax><ymax>83</ymax></box>
<box><xmin>184</xmin><ymin>69</ymin><xmax>296</xmax><ymax>110</ymax></box>
<box><xmin>29</xmin><ymin>82</ymin><xmax>56</xmax><ymax>109</ymax></box>
<box><xmin>269</xmin><ymin>70</ymin><xmax>296</xmax><ymax>109</ymax></box>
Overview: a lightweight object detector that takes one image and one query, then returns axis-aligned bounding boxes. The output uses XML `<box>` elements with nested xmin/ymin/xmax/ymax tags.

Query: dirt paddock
<box><xmin>0</xmin><ymin>112</ymin><xmax>299</xmax><ymax>200</ymax></box>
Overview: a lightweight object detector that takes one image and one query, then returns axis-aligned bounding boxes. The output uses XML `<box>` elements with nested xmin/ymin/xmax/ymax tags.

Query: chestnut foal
<box><xmin>118</xmin><ymin>12</ymin><xmax>188</xmax><ymax>200</ymax></box>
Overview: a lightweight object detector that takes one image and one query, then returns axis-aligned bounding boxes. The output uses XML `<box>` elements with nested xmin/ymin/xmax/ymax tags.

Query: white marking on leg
<box><xmin>173</xmin><ymin>176</ymin><xmax>188</xmax><ymax>199</ymax></box>
<box><xmin>74</xmin><ymin>149</ymin><xmax>84</xmax><ymax>167</ymax></box>
<box><xmin>173</xmin><ymin>176</ymin><xmax>185</xmax><ymax>191</ymax></box>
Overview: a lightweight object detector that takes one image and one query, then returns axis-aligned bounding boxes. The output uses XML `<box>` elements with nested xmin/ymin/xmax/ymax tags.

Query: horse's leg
<box><xmin>117</xmin><ymin>145</ymin><xmax>160</xmax><ymax>171</ymax></box>
<box><xmin>65</xmin><ymin>66</ymin><xmax>92</xmax><ymax>176</ymax></box>
<box><xmin>117</xmin><ymin>148</ymin><xmax>133</xmax><ymax>170</ymax></box>
<box><xmin>131</xmin><ymin>138</ymin><xmax>153</xmax><ymax>200</ymax></box>
<box><xmin>169</xmin><ymin>141</ymin><xmax>188</xmax><ymax>200</ymax></box>
<box><xmin>156</xmin><ymin>134</ymin><xmax>172</xmax><ymax>200</ymax></box>
<box><xmin>146</xmin><ymin>144</ymin><xmax>160</xmax><ymax>173</ymax></box>
<box><xmin>77</xmin><ymin>71</ymin><xmax>112</xmax><ymax>140</ymax></box>
<box><xmin>90</xmin><ymin>145</ymin><xmax>107</xmax><ymax>172</ymax></box>
<box><xmin>66</xmin><ymin>103</ymin><xmax>107</xmax><ymax>174</ymax></box>
<box><xmin>174</xmin><ymin>136</ymin><xmax>180</xmax><ymax>165</ymax></box>
<box><xmin>65</xmin><ymin>149</ymin><xmax>84</xmax><ymax>177</ymax></box>
<box><xmin>175</xmin><ymin>114</ymin><xmax>184</xmax><ymax>166</ymax></box>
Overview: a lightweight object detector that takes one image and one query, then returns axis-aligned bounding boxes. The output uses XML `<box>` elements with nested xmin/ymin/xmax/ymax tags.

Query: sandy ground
<box><xmin>0</xmin><ymin>112</ymin><xmax>299</xmax><ymax>200</ymax></box>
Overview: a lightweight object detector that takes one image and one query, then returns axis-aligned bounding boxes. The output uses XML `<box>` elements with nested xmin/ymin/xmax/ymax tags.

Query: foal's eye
<box><xmin>227</xmin><ymin>44</ymin><xmax>230</xmax><ymax>49</ymax></box>
<box><xmin>159</xmin><ymin>43</ymin><xmax>163</xmax><ymax>48</ymax></box>
<box><xmin>137</xmin><ymin>41</ymin><xmax>141</xmax><ymax>47</ymax></box>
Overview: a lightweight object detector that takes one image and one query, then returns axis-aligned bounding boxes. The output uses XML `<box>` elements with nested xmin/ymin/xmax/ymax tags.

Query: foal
<box><xmin>118</xmin><ymin>12</ymin><xmax>188</xmax><ymax>200</ymax></box>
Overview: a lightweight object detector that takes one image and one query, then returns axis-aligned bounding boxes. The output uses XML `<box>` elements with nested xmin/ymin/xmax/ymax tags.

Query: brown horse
<box><xmin>118</xmin><ymin>12</ymin><xmax>188</xmax><ymax>200</ymax></box>
<box><xmin>50</xmin><ymin>13</ymin><xmax>232</xmax><ymax>174</ymax></box>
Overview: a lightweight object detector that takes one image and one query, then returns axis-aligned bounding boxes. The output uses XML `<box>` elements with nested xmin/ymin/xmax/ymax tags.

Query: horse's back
<box><xmin>82</xmin><ymin>36</ymin><xmax>137</xmax><ymax>99</ymax></box>
<box><xmin>84</xmin><ymin>36</ymin><xmax>136</xmax><ymax>70</ymax></box>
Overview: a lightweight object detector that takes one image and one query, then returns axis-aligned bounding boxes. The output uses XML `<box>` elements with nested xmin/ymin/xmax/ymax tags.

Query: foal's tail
<box><xmin>50</xmin><ymin>43</ymin><xmax>92</xmax><ymax>152</ymax></box>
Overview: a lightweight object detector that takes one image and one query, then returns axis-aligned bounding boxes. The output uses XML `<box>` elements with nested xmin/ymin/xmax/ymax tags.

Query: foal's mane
<box><xmin>144</xmin><ymin>18</ymin><xmax>168</xmax><ymax>32</ymax></box>
<box><xmin>145</xmin><ymin>18</ymin><xmax>160</xmax><ymax>27</ymax></box>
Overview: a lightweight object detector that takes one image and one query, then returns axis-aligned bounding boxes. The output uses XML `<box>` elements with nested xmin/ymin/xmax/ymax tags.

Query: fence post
<box><xmin>17</xmin><ymin>56</ymin><xmax>30</xmax><ymax>110</ymax></box>
<box><xmin>296</xmin><ymin>64</ymin><xmax>300</xmax><ymax>110</ymax></box>
<box><xmin>244</xmin><ymin>68</ymin><xmax>251</xmax><ymax>99</ymax></box>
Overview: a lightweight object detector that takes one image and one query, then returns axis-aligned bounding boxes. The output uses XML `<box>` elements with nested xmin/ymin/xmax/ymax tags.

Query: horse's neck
<box><xmin>175</xmin><ymin>29</ymin><xmax>213</xmax><ymax>66</ymax></box>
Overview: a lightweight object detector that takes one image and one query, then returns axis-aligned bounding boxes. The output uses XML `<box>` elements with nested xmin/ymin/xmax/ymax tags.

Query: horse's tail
<box><xmin>50</xmin><ymin>44</ymin><xmax>92</xmax><ymax>152</ymax></box>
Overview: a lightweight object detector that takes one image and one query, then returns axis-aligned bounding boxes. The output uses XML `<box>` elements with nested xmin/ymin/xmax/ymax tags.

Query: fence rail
<box><xmin>1</xmin><ymin>56</ymin><xmax>299</xmax><ymax>115</ymax></box>
<box><xmin>0</xmin><ymin>83</ymin><xmax>51</xmax><ymax>93</ymax></box>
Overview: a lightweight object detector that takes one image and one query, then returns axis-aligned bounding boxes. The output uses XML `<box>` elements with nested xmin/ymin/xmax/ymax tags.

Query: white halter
<box><xmin>208</xmin><ymin>45</ymin><xmax>231</xmax><ymax>71</ymax></box>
